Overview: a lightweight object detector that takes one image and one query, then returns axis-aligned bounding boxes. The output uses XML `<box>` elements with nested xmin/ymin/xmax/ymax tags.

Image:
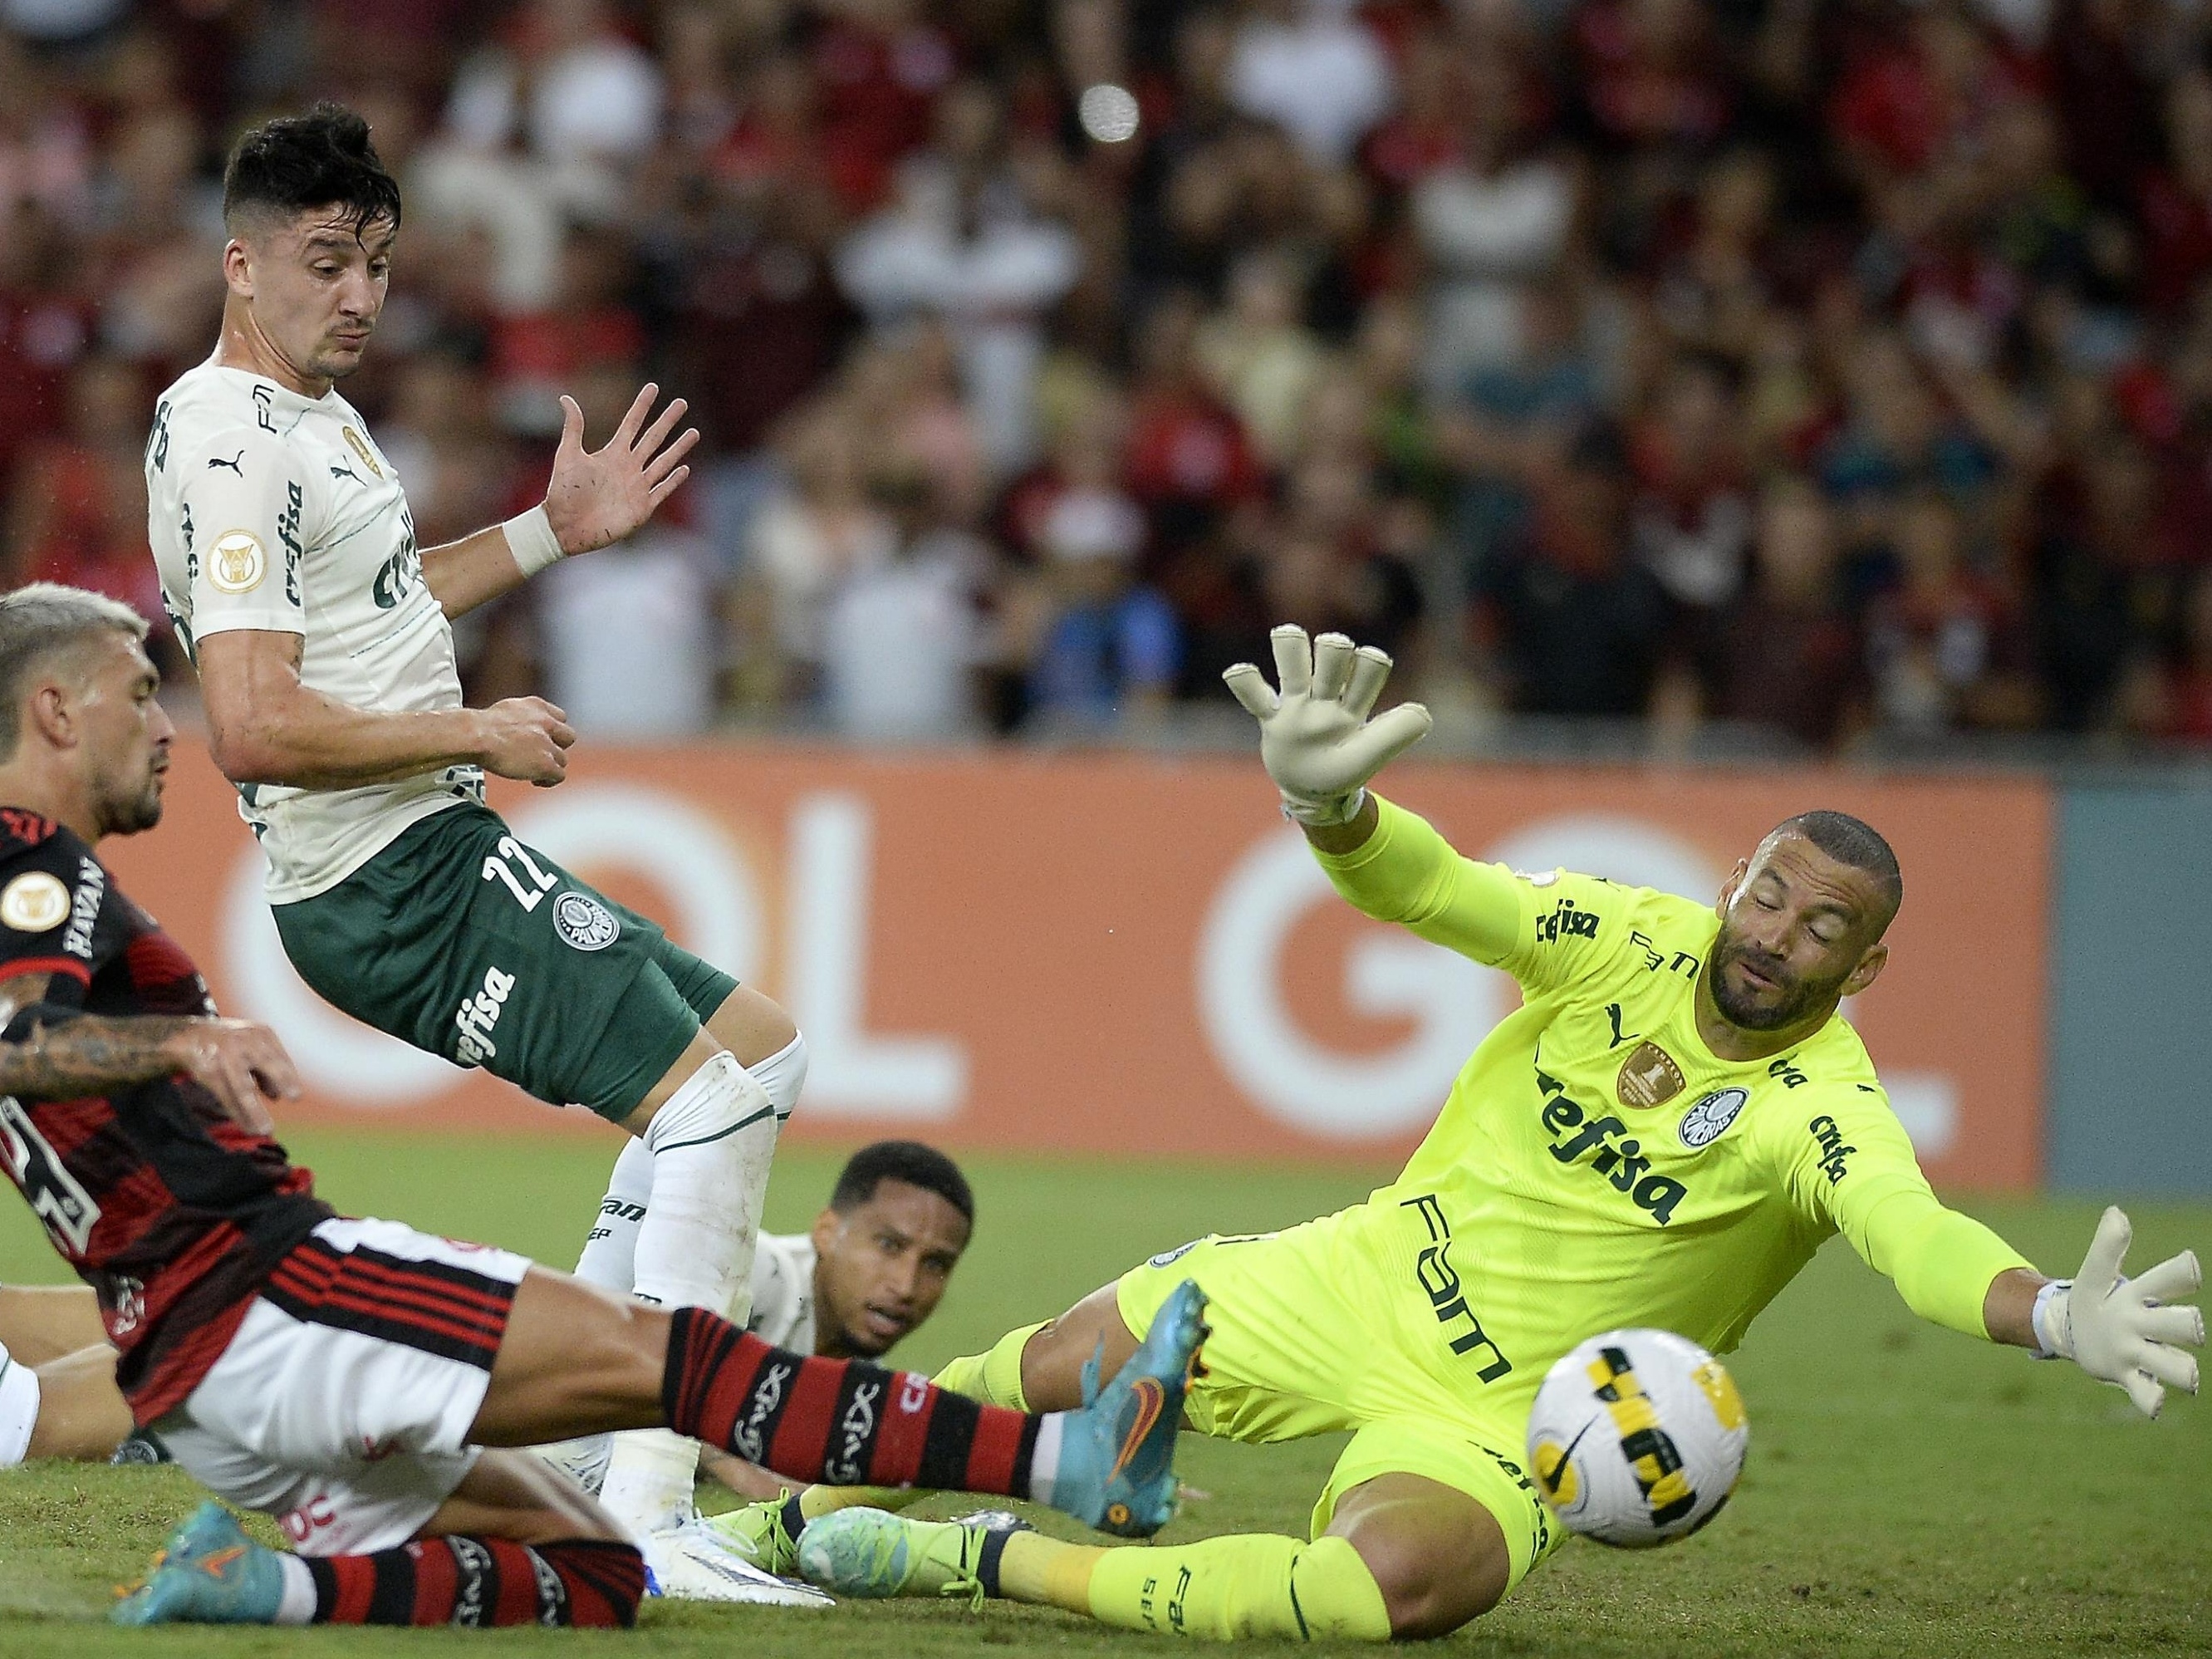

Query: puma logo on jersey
<box><xmin>1538</xmin><ymin>1072</ymin><xmax>1689</xmax><ymax>1224</ymax></box>
<box><xmin>206</xmin><ymin>449</ymin><xmax>244</xmax><ymax>474</ymax></box>
<box><xmin>329</xmin><ymin>464</ymin><xmax>362</xmax><ymax>483</ymax></box>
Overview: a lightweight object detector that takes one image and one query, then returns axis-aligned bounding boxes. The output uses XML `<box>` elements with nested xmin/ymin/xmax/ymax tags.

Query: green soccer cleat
<box><xmin>1052</xmin><ymin>1277</ymin><xmax>1209</xmax><ymax>1538</ymax></box>
<box><xmin>797</xmin><ymin>1509</ymin><xmax>1001</xmax><ymax>1606</ymax></box>
<box><xmin>700</xmin><ymin>1493</ymin><xmax>803</xmax><ymax>1578</ymax></box>
<box><xmin>111</xmin><ymin>1501</ymin><xmax>287</xmax><ymax>1626</ymax></box>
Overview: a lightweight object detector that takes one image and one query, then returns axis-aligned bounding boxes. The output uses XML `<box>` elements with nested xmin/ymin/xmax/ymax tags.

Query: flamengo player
<box><xmin>141</xmin><ymin>106</ymin><xmax>790</xmax><ymax>1575</ymax></box>
<box><xmin>0</xmin><ymin>584</ymin><xmax>1204</xmax><ymax>1629</ymax></box>
<box><xmin>761</xmin><ymin>627</ymin><xmax>2202</xmax><ymax>1641</ymax></box>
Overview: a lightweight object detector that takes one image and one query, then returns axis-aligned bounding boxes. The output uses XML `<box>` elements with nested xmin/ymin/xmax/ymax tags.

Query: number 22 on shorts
<box><xmin>481</xmin><ymin>836</ymin><xmax>558</xmax><ymax>910</ymax></box>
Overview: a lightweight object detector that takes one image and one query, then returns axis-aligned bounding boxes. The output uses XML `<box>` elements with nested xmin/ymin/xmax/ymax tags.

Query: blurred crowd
<box><xmin>6</xmin><ymin>0</ymin><xmax>2212</xmax><ymax>752</ymax></box>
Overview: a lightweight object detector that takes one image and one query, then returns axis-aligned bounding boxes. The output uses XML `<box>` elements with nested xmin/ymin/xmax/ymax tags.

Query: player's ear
<box><xmin>1842</xmin><ymin>941</ymin><xmax>1888</xmax><ymax>998</ymax></box>
<box><xmin>222</xmin><ymin>236</ymin><xmax>255</xmax><ymax>299</ymax></box>
<box><xmin>809</xmin><ymin>1207</ymin><xmax>841</xmax><ymax>1255</ymax></box>
<box><xmin>24</xmin><ymin>680</ymin><xmax>77</xmax><ymax>751</ymax></box>
<box><xmin>1715</xmin><ymin>860</ymin><xmax>1749</xmax><ymax>919</ymax></box>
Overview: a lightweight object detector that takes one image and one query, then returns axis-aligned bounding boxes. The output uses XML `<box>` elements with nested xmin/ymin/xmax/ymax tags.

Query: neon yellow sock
<box><xmin>1001</xmin><ymin>1531</ymin><xmax>1393</xmax><ymax>1642</ymax></box>
<box><xmin>797</xmin><ymin>1321</ymin><xmax>1049</xmax><ymax>1522</ymax></box>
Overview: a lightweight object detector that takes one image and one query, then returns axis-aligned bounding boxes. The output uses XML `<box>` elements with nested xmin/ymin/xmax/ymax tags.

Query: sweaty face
<box><xmin>77</xmin><ymin>635</ymin><xmax>172</xmax><ymax>837</ymax></box>
<box><xmin>233</xmin><ymin>208</ymin><xmax>394</xmax><ymax>387</ymax></box>
<box><xmin>1709</xmin><ymin>834</ymin><xmax>1888</xmax><ymax>1032</ymax></box>
<box><xmin>811</xmin><ymin>1180</ymin><xmax>971</xmax><ymax>1359</ymax></box>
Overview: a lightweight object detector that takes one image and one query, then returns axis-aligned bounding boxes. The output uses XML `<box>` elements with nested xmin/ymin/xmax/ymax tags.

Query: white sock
<box><xmin>0</xmin><ymin>1345</ymin><xmax>37</xmax><ymax>1466</ymax></box>
<box><xmin>273</xmin><ymin>1553</ymin><xmax>316</xmax><ymax>1626</ymax></box>
<box><xmin>599</xmin><ymin>1049</ymin><xmax>783</xmax><ymax>1537</ymax></box>
<box><xmin>1024</xmin><ymin>1412</ymin><xmax>1066</xmax><ymax>1509</ymax></box>
<box><xmin>573</xmin><ymin>1136</ymin><xmax>654</xmax><ymax>1294</ymax></box>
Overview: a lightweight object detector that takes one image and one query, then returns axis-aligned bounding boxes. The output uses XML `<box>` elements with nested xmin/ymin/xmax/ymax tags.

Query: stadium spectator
<box><xmin>6</xmin><ymin>0</ymin><xmax>2212</xmax><ymax>752</ymax></box>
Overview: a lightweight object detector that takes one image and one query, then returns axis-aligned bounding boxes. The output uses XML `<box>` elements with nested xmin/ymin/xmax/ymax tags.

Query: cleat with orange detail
<box><xmin>111</xmin><ymin>1501</ymin><xmax>287</xmax><ymax>1625</ymax></box>
<box><xmin>1052</xmin><ymin>1278</ymin><xmax>1208</xmax><ymax>1539</ymax></box>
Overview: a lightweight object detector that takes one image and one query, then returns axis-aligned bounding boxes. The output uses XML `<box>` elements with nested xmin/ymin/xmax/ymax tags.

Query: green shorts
<box><xmin>1116</xmin><ymin>1214</ymin><xmax>1562</xmax><ymax>1601</ymax></box>
<box><xmin>273</xmin><ymin>803</ymin><xmax>738</xmax><ymax>1122</ymax></box>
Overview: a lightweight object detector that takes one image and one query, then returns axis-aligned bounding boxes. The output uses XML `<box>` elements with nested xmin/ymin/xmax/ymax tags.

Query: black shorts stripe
<box><xmin>262</xmin><ymin>1234</ymin><xmax>513</xmax><ymax>1371</ymax></box>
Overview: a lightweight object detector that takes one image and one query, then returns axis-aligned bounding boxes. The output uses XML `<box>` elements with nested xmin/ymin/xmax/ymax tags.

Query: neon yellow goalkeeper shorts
<box><xmin>1115</xmin><ymin>1210</ymin><xmax>1563</xmax><ymax>1598</ymax></box>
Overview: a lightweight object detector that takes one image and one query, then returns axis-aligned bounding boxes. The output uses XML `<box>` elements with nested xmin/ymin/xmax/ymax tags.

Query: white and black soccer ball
<box><xmin>1524</xmin><ymin>1328</ymin><xmax>1748</xmax><ymax>1549</ymax></box>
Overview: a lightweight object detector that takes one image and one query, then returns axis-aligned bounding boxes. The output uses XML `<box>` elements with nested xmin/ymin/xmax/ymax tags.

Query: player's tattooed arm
<box><xmin>0</xmin><ymin>975</ymin><xmax>300</xmax><ymax>1132</ymax></box>
<box><xmin>199</xmin><ymin>630</ymin><xmax>574</xmax><ymax>789</ymax></box>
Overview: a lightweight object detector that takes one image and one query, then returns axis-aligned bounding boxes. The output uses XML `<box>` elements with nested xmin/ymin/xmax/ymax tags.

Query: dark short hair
<box><xmin>223</xmin><ymin>102</ymin><xmax>401</xmax><ymax>238</ymax></box>
<box><xmin>830</xmin><ymin>1141</ymin><xmax>974</xmax><ymax>1226</ymax></box>
<box><xmin>0</xmin><ymin>584</ymin><xmax>149</xmax><ymax>761</ymax></box>
<box><xmin>1778</xmin><ymin>810</ymin><xmax>1903</xmax><ymax>915</ymax></box>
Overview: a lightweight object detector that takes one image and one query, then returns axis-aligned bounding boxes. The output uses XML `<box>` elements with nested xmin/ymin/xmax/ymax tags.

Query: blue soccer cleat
<box><xmin>111</xmin><ymin>1500</ymin><xmax>287</xmax><ymax>1625</ymax></box>
<box><xmin>1050</xmin><ymin>1278</ymin><xmax>1209</xmax><ymax>1538</ymax></box>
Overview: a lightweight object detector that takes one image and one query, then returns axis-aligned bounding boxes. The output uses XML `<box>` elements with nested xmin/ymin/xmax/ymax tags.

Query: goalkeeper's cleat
<box><xmin>111</xmin><ymin>1501</ymin><xmax>286</xmax><ymax>1625</ymax></box>
<box><xmin>1052</xmin><ymin>1277</ymin><xmax>1208</xmax><ymax>1538</ymax></box>
<box><xmin>797</xmin><ymin>1509</ymin><xmax>1001</xmax><ymax>1607</ymax></box>
<box><xmin>699</xmin><ymin>1493</ymin><xmax>803</xmax><ymax>1578</ymax></box>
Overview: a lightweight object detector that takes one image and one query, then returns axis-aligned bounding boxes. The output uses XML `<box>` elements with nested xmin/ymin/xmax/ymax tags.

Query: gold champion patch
<box><xmin>0</xmin><ymin>871</ymin><xmax>70</xmax><ymax>933</ymax></box>
<box><xmin>342</xmin><ymin>427</ymin><xmax>383</xmax><ymax>478</ymax></box>
<box><xmin>1616</xmin><ymin>1039</ymin><xmax>1686</xmax><ymax>1108</ymax></box>
<box><xmin>208</xmin><ymin>530</ymin><xmax>267</xmax><ymax>594</ymax></box>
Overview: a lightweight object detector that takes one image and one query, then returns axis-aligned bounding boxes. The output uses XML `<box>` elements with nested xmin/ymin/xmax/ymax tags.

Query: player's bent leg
<box><xmin>415</xmin><ymin>1448</ymin><xmax>626</xmax><ymax>1545</ymax></box>
<box><xmin>25</xmin><ymin>1342</ymin><xmax>134</xmax><ymax>1460</ymax></box>
<box><xmin>1323</xmin><ymin>1472</ymin><xmax>1512</xmax><ymax>1637</ymax></box>
<box><xmin>0</xmin><ymin>1284</ymin><xmax>109</xmax><ymax>1365</ymax></box>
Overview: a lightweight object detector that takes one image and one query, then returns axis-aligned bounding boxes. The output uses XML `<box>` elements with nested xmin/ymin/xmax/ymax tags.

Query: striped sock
<box><xmin>301</xmin><ymin>1537</ymin><xmax>644</xmax><ymax>1628</ymax></box>
<box><xmin>662</xmin><ymin>1307</ymin><xmax>1047</xmax><ymax>1496</ymax></box>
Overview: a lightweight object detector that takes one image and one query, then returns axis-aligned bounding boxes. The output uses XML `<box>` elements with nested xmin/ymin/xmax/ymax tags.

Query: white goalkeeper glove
<box><xmin>1222</xmin><ymin>625</ymin><xmax>1433</xmax><ymax>826</ymax></box>
<box><xmin>2031</xmin><ymin>1206</ymin><xmax>2203</xmax><ymax>1418</ymax></box>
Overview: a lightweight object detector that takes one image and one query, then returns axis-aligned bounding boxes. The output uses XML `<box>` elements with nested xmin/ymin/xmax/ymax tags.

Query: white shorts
<box><xmin>156</xmin><ymin>1217</ymin><xmax>532</xmax><ymax>1558</ymax></box>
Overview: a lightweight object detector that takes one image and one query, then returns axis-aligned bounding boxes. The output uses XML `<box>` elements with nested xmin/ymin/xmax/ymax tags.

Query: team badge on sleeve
<box><xmin>208</xmin><ymin>530</ymin><xmax>267</xmax><ymax>593</ymax></box>
<box><xmin>0</xmin><ymin>871</ymin><xmax>69</xmax><ymax>933</ymax></box>
<box><xmin>1678</xmin><ymin>1088</ymin><xmax>1749</xmax><ymax>1149</ymax></box>
<box><xmin>552</xmin><ymin>891</ymin><xmax>619</xmax><ymax>952</ymax></box>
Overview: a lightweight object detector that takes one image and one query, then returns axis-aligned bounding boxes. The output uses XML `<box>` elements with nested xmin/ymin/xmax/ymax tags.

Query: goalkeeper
<box><xmin>719</xmin><ymin>626</ymin><xmax>2204</xmax><ymax>1642</ymax></box>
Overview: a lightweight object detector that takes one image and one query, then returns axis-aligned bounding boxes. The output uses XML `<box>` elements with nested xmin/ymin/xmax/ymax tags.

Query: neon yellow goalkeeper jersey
<box><xmin>1312</xmin><ymin>797</ymin><xmax>2031</xmax><ymax>1422</ymax></box>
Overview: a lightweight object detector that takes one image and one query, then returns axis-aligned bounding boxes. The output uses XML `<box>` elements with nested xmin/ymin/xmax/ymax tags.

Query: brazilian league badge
<box><xmin>552</xmin><ymin>891</ymin><xmax>620</xmax><ymax>952</ymax></box>
<box><xmin>1678</xmin><ymin>1087</ymin><xmax>1749</xmax><ymax>1149</ymax></box>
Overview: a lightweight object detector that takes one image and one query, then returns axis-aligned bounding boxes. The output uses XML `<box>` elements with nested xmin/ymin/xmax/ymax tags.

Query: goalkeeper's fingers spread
<box><xmin>1222</xmin><ymin>661</ymin><xmax>1278</xmax><ymax>719</ymax></box>
<box><xmin>2122</xmin><ymin>1368</ymin><xmax>2165</xmax><ymax>1420</ymax></box>
<box><xmin>2130</xmin><ymin>1249</ymin><xmax>2203</xmax><ymax>1308</ymax></box>
<box><xmin>1343</xmin><ymin>645</ymin><xmax>1394</xmax><ymax>721</ymax></box>
<box><xmin>2136</xmin><ymin>1300</ymin><xmax>2205</xmax><ymax>1352</ymax></box>
<box><xmin>2076</xmin><ymin>1206</ymin><xmax>2135</xmax><ymax>1296</ymax></box>
<box><xmin>1310</xmin><ymin>631</ymin><xmax>1357</xmax><ymax>701</ymax></box>
<box><xmin>2135</xmin><ymin>1338</ymin><xmax>2198</xmax><ymax>1396</ymax></box>
<box><xmin>1270</xmin><ymin>623</ymin><xmax>1314</xmax><ymax>697</ymax></box>
<box><xmin>1338</xmin><ymin>700</ymin><xmax>1434</xmax><ymax>781</ymax></box>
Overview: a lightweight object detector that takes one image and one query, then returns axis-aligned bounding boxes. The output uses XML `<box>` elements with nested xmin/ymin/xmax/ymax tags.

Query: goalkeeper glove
<box><xmin>1222</xmin><ymin>625</ymin><xmax>1433</xmax><ymax>826</ymax></box>
<box><xmin>2031</xmin><ymin>1206</ymin><xmax>2203</xmax><ymax>1418</ymax></box>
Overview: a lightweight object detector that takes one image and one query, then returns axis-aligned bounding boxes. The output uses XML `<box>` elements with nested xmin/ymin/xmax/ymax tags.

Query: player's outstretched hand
<box><xmin>161</xmin><ymin>1018</ymin><xmax>299</xmax><ymax>1136</ymax></box>
<box><xmin>2037</xmin><ymin>1207</ymin><xmax>2203</xmax><ymax>1417</ymax></box>
<box><xmin>542</xmin><ymin>384</ymin><xmax>702</xmax><ymax>557</ymax></box>
<box><xmin>1222</xmin><ymin>624</ymin><xmax>1432</xmax><ymax>825</ymax></box>
<box><xmin>476</xmin><ymin>696</ymin><xmax>576</xmax><ymax>788</ymax></box>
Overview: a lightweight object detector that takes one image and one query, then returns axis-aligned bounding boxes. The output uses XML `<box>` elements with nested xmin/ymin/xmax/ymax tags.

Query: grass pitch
<box><xmin>0</xmin><ymin>1131</ymin><xmax>2200</xmax><ymax>1657</ymax></box>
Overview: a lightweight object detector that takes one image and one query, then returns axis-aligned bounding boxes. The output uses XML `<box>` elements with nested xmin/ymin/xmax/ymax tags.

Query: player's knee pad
<box><xmin>745</xmin><ymin>1031</ymin><xmax>808</xmax><ymax>1125</ymax></box>
<box><xmin>0</xmin><ymin>1345</ymin><xmax>40</xmax><ymax>1467</ymax></box>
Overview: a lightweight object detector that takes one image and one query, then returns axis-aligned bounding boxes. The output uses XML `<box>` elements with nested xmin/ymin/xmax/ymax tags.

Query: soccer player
<box><xmin>0</xmin><ymin>583</ymin><xmax>1206</xmax><ymax>1629</ymax></box>
<box><xmin>141</xmin><ymin>103</ymin><xmax>796</xmax><ymax>1569</ymax></box>
<box><xmin>0</xmin><ymin>1139</ymin><xmax>978</xmax><ymax>1480</ymax></box>
<box><xmin>756</xmin><ymin>625</ymin><xmax>2205</xmax><ymax>1640</ymax></box>
<box><xmin>547</xmin><ymin>1138</ymin><xmax>978</xmax><ymax>1499</ymax></box>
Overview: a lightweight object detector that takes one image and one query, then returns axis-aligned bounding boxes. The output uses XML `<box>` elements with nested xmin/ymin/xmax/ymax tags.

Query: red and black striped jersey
<box><xmin>0</xmin><ymin>807</ymin><xmax>332</xmax><ymax>1421</ymax></box>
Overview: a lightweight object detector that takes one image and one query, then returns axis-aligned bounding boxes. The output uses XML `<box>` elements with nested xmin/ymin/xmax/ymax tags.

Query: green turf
<box><xmin>0</xmin><ymin>1131</ymin><xmax>2201</xmax><ymax>1657</ymax></box>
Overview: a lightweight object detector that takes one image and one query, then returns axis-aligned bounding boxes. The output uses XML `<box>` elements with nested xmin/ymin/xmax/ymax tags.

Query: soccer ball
<box><xmin>1524</xmin><ymin>1328</ymin><xmax>1748</xmax><ymax>1549</ymax></box>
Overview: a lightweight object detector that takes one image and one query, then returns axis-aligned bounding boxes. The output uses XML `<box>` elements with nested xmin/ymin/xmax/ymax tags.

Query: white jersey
<box><xmin>743</xmin><ymin>1232</ymin><xmax>818</xmax><ymax>1354</ymax></box>
<box><xmin>145</xmin><ymin>361</ymin><xmax>477</xmax><ymax>903</ymax></box>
